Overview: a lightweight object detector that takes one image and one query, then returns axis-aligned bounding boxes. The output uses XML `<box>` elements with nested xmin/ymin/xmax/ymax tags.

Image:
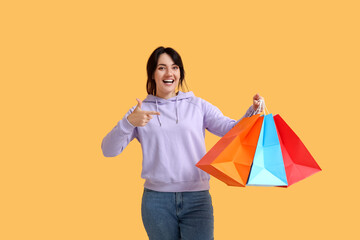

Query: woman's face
<box><xmin>153</xmin><ymin>53</ymin><xmax>180</xmax><ymax>99</ymax></box>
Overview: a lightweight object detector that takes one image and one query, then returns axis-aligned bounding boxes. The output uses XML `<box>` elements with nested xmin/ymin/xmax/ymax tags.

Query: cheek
<box><xmin>153</xmin><ymin>71</ymin><xmax>162</xmax><ymax>82</ymax></box>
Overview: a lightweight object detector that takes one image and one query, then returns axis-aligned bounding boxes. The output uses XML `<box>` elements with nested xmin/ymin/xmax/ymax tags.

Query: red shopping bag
<box><xmin>274</xmin><ymin>114</ymin><xmax>321</xmax><ymax>187</ymax></box>
<box><xmin>196</xmin><ymin>114</ymin><xmax>263</xmax><ymax>187</ymax></box>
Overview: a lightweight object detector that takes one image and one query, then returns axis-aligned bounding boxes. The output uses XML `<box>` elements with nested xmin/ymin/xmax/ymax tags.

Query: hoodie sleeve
<box><xmin>203</xmin><ymin>99</ymin><xmax>256</xmax><ymax>137</ymax></box>
<box><xmin>236</xmin><ymin>105</ymin><xmax>257</xmax><ymax>123</ymax></box>
<box><xmin>101</xmin><ymin>107</ymin><xmax>137</xmax><ymax>157</ymax></box>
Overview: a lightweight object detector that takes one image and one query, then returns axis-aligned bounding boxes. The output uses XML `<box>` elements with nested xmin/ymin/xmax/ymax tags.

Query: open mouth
<box><xmin>163</xmin><ymin>80</ymin><xmax>175</xmax><ymax>85</ymax></box>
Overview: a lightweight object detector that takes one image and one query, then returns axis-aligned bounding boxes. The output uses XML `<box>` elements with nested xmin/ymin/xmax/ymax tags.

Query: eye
<box><xmin>173</xmin><ymin>66</ymin><xmax>179</xmax><ymax>70</ymax></box>
<box><xmin>158</xmin><ymin>67</ymin><xmax>165</xmax><ymax>70</ymax></box>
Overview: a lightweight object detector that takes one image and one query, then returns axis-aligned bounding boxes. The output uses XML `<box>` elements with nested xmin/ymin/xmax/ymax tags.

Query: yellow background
<box><xmin>1</xmin><ymin>0</ymin><xmax>359</xmax><ymax>239</ymax></box>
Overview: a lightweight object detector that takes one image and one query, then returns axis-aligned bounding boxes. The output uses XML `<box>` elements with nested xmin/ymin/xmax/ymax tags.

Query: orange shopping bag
<box><xmin>196</xmin><ymin>114</ymin><xmax>263</xmax><ymax>187</ymax></box>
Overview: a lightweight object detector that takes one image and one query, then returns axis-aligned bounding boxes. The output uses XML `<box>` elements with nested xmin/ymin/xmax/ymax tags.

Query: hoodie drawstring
<box><xmin>155</xmin><ymin>99</ymin><xmax>162</xmax><ymax>126</ymax></box>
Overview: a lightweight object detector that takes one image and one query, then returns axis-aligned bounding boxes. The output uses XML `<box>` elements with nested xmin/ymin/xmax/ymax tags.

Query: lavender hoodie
<box><xmin>101</xmin><ymin>91</ymin><xmax>256</xmax><ymax>192</ymax></box>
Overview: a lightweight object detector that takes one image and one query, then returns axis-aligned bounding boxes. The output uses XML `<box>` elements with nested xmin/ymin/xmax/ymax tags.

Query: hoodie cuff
<box><xmin>244</xmin><ymin>105</ymin><xmax>256</xmax><ymax>117</ymax></box>
<box><xmin>118</xmin><ymin>116</ymin><xmax>136</xmax><ymax>135</ymax></box>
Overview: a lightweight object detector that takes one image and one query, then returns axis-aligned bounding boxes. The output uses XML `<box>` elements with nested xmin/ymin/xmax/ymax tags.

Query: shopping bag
<box><xmin>196</xmin><ymin>114</ymin><xmax>263</xmax><ymax>187</ymax></box>
<box><xmin>274</xmin><ymin>114</ymin><xmax>321</xmax><ymax>187</ymax></box>
<box><xmin>247</xmin><ymin>114</ymin><xmax>288</xmax><ymax>186</ymax></box>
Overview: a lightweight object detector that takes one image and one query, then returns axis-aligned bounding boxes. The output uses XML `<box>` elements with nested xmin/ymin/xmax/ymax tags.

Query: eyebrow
<box><xmin>157</xmin><ymin>63</ymin><xmax>178</xmax><ymax>66</ymax></box>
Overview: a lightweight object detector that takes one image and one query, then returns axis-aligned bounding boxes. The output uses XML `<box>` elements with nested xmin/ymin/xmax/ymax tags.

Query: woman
<box><xmin>101</xmin><ymin>46</ymin><xmax>264</xmax><ymax>240</ymax></box>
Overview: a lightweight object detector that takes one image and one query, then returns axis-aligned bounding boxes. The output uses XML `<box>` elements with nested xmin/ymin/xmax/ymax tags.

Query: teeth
<box><xmin>163</xmin><ymin>80</ymin><xmax>174</xmax><ymax>83</ymax></box>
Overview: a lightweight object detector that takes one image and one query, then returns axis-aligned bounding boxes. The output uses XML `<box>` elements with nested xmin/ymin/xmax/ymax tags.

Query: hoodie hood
<box><xmin>143</xmin><ymin>91</ymin><xmax>195</xmax><ymax>126</ymax></box>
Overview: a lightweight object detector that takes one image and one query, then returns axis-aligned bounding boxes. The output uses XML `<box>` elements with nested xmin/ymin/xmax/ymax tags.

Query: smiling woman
<box><xmin>101</xmin><ymin>46</ymin><xmax>264</xmax><ymax>240</ymax></box>
<box><xmin>146</xmin><ymin>47</ymin><xmax>188</xmax><ymax>99</ymax></box>
<box><xmin>153</xmin><ymin>54</ymin><xmax>180</xmax><ymax>99</ymax></box>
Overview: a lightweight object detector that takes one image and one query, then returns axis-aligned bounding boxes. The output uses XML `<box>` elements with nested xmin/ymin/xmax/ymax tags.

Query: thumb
<box><xmin>135</xmin><ymin>98</ymin><xmax>142</xmax><ymax>110</ymax></box>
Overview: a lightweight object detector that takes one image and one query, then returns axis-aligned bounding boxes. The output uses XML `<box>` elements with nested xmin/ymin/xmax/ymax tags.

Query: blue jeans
<box><xmin>141</xmin><ymin>188</ymin><xmax>214</xmax><ymax>240</ymax></box>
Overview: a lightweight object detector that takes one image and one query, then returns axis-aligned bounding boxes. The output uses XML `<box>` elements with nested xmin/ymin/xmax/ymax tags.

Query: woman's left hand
<box><xmin>253</xmin><ymin>93</ymin><xmax>265</xmax><ymax>113</ymax></box>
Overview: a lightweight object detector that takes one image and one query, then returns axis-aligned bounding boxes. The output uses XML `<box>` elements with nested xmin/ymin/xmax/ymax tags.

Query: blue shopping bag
<box><xmin>246</xmin><ymin>114</ymin><xmax>288</xmax><ymax>186</ymax></box>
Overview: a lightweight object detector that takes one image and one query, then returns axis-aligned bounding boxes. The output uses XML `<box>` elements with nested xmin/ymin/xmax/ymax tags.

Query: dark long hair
<box><xmin>146</xmin><ymin>46</ymin><xmax>188</xmax><ymax>96</ymax></box>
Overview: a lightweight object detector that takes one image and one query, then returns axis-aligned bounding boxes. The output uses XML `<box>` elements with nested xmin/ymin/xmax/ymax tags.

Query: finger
<box><xmin>254</xmin><ymin>99</ymin><xmax>261</xmax><ymax>105</ymax></box>
<box><xmin>144</xmin><ymin>111</ymin><xmax>160</xmax><ymax>115</ymax></box>
<box><xmin>136</xmin><ymin>98</ymin><xmax>142</xmax><ymax>109</ymax></box>
<box><xmin>146</xmin><ymin>115</ymin><xmax>153</xmax><ymax>120</ymax></box>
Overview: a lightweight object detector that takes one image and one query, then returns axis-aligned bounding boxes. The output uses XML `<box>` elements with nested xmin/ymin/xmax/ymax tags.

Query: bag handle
<box><xmin>254</xmin><ymin>99</ymin><xmax>269</xmax><ymax>115</ymax></box>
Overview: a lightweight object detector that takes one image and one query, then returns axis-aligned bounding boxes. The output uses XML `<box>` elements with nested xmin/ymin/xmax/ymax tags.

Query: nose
<box><xmin>166</xmin><ymin>68</ymin><xmax>174</xmax><ymax>76</ymax></box>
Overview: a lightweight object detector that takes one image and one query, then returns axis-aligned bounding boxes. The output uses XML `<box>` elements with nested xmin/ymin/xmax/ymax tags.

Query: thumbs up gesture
<box><xmin>127</xmin><ymin>98</ymin><xmax>160</xmax><ymax>127</ymax></box>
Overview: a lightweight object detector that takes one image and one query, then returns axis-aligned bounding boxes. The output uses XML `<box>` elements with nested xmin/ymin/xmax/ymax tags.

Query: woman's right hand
<box><xmin>127</xmin><ymin>98</ymin><xmax>160</xmax><ymax>127</ymax></box>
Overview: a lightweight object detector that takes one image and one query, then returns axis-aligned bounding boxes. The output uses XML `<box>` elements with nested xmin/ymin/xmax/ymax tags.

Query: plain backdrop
<box><xmin>1</xmin><ymin>1</ymin><xmax>359</xmax><ymax>239</ymax></box>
